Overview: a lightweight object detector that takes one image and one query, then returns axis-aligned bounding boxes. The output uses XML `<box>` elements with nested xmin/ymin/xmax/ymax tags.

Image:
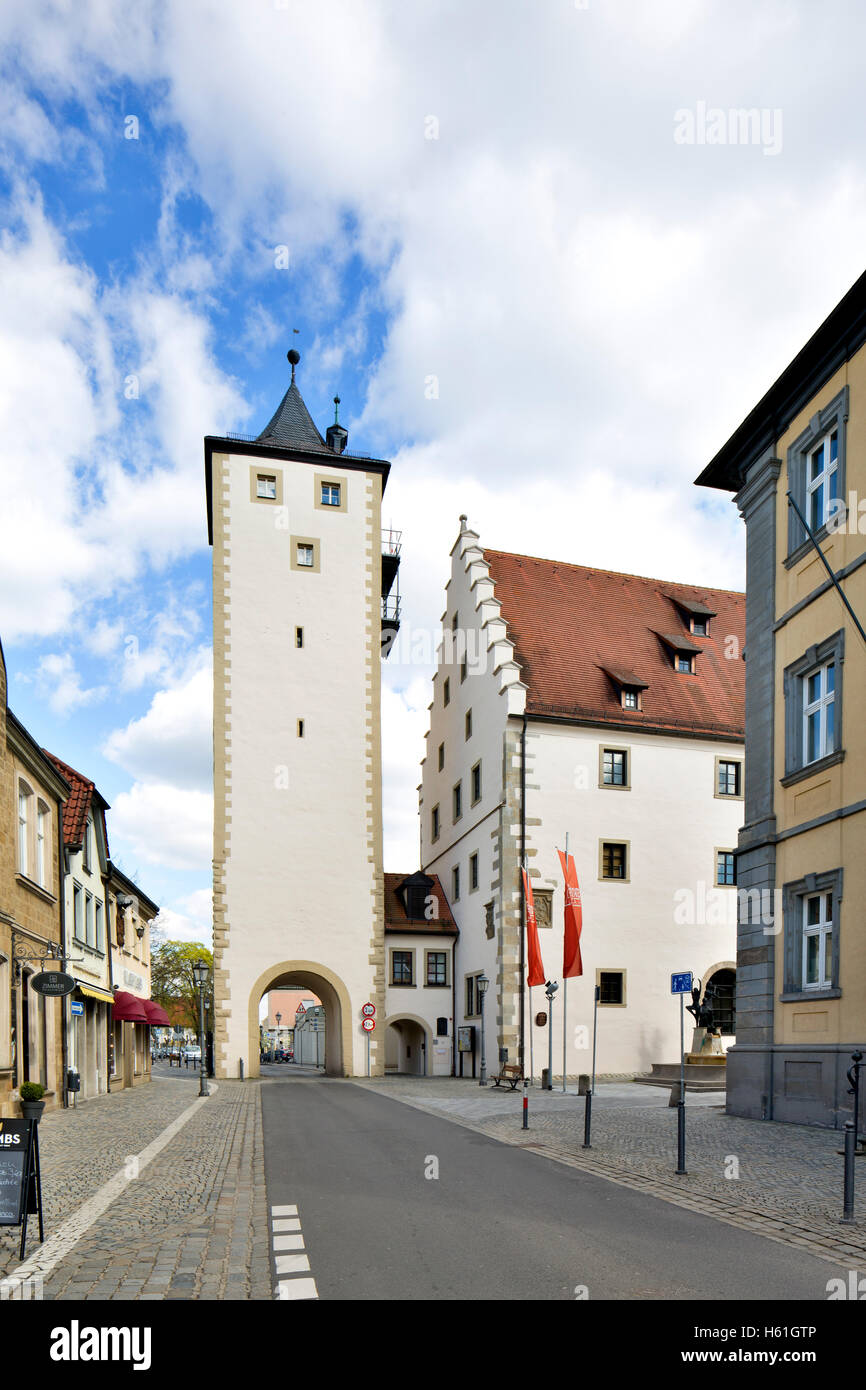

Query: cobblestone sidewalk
<box><xmin>353</xmin><ymin>1076</ymin><xmax>866</xmax><ymax>1268</ymax></box>
<box><xmin>1</xmin><ymin>1078</ymin><xmax>271</xmax><ymax>1300</ymax></box>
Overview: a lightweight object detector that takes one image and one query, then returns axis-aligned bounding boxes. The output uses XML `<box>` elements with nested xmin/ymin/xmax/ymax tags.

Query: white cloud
<box><xmin>108</xmin><ymin>781</ymin><xmax>212</xmax><ymax>872</ymax></box>
<box><xmin>35</xmin><ymin>652</ymin><xmax>108</xmax><ymax>715</ymax></box>
<box><xmin>102</xmin><ymin>653</ymin><xmax>212</xmax><ymax>792</ymax></box>
<box><xmin>152</xmin><ymin>887</ymin><xmax>213</xmax><ymax>946</ymax></box>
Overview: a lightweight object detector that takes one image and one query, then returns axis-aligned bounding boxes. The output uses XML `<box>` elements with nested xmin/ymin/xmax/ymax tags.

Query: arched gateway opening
<box><xmin>248</xmin><ymin>961</ymin><xmax>352</xmax><ymax>1079</ymax></box>
<box><xmin>385</xmin><ymin>1014</ymin><xmax>432</xmax><ymax>1076</ymax></box>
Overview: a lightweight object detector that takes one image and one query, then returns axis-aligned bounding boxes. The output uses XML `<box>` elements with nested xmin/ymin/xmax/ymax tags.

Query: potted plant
<box><xmin>18</xmin><ymin>1081</ymin><xmax>46</xmax><ymax>1123</ymax></box>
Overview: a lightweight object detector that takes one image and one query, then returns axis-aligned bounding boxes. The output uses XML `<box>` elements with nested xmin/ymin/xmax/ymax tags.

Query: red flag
<box><xmin>558</xmin><ymin>849</ymin><xmax>583</xmax><ymax>978</ymax></box>
<box><xmin>522</xmin><ymin>867</ymin><xmax>546</xmax><ymax>987</ymax></box>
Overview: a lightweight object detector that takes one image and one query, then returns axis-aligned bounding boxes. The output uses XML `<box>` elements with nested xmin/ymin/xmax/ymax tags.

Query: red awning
<box><xmin>112</xmin><ymin>991</ymin><xmax>149</xmax><ymax>1023</ymax></box>
<box><xmin>141</xmin><ymin>999</ymin><xmax>170</xmax><ymax>1026</ymax></box>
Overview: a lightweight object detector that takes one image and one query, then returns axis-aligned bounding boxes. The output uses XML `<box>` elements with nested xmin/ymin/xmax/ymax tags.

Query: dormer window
<box><xmin>676</xmin><ymin>654</ymin><xmax>694</xmax><ymax>674</ymax></box>
<box><xmin>599</xmin><ymin>665</ymin><xmax>648</xmax><ymax>713</ymax></box>
<box><xmin>691</xmin><ymin>617</ymin><xmax>708</xmax><ymax>637</ymax></box>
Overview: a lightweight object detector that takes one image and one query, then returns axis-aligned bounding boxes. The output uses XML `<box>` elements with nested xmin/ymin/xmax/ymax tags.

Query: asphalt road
<box><xmin>260</xmin><ymin>1074</ymin><xmax>846</xmax><ymax>1301</ymax></box>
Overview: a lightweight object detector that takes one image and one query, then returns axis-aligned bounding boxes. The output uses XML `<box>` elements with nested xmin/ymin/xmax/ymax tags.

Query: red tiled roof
<box><xmin>42</xmin><ymin>751</ymin><xmax>95</xmax><ymax>847</ymax></box>
<box><xmin>384</xmin><ymin>872</ymin><xmax>458</xmax><ymax>934</ymax></box>
<box><xmin>484</xmin><ymin>550</ymin><xmax>745</xmax><ymax>739</ymax></box>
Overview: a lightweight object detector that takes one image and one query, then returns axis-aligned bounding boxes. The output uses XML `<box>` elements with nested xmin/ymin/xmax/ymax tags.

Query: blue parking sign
<box><xmin>671</xmin><ymin>972</ymin><xmax>693</xmax><ymax>995</ymax></box>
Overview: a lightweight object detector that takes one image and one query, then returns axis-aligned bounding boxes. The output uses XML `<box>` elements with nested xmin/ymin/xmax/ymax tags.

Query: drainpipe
<box><xmin>57</xmin><ymin>795</ymin><xmax>69</xmax><ymax>1109</ymax></box>
<box><xmin>105</xmin><ymin>881</ymin><xmax>115</xmax><ymax>1094</ymax></box>
<box><xmin>451</xmin><ymin>931</ymin><xmax>457</xmax><ymax>1077</ymax></box>
<box><xmin>519</xmin><ymin>715</ymin><xmax>527</xmax><ymax>1079</ymax></box>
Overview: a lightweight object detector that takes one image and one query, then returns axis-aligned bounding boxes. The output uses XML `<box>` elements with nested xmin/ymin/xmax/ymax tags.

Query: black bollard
<box><xmin>522</xmin><ymin>1078</ymin><xmax>529</xmax><ymax>1130</ymax></box>
<box><xmin>843</xmin><ymin>1122</ymin><xmax>856</xmax><ymax>1223</ymax></box>
<box><xmin>582</xmin><ymin>1089</ymin><xmax>592</xmax><ymax>1149</ymax></box>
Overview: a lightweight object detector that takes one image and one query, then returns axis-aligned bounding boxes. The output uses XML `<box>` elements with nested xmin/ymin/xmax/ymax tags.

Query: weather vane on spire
<box><xmin>288</xmin><ymin>328</ymin><xmax>300</xmax><ymax>383</ymax></box>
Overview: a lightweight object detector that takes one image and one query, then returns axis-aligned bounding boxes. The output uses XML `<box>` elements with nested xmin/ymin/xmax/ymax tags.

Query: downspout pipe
<box><xmin>519</xmin><ymin>715</ymin><xmax>527</xmax><ymax>1079</ymax></box>
<box><xmin>57</xmin><ymin>796</ymin><xmax>69</xmax><ymax>1109</ymax></box>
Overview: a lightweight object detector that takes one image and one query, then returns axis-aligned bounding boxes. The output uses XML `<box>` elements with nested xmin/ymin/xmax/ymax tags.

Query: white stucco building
<box><xmin>419</xmin><ymin>519</ymin><xmax>746</xmax><ymax>1081</ymax></box>
<box><xmin>207</xmin><ymin>349</ymin><xmax>399</xmax><ymax>1078</ymax></box>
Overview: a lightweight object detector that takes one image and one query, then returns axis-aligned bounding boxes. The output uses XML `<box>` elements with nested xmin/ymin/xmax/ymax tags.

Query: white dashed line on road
<box><xmin>271</xmin><ymin>1204</ymin><xmax>318</xmax><ymax>1300</ymax></box>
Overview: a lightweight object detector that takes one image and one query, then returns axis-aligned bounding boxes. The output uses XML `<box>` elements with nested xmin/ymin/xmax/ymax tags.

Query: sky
<box><xmin>2</xmin><ymin>0</ymin><xmax>865</xmax><ymax>945</ymax></box>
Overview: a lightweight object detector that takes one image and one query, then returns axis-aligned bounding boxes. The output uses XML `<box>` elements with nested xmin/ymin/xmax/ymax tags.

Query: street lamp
<box><xmin>544</xmin><ymin>980</ymin><xmax>559</xmax><ymax>1091</ymax></box>
<box><xmin>477</xmin><ymin>974</ymin><xmax>489</xmax><ymax>1086</ymax></box>
<box><xmin>191</xmin><ymin>959</ymin><xmax>210</xmax><ymax>1097</ymax></box>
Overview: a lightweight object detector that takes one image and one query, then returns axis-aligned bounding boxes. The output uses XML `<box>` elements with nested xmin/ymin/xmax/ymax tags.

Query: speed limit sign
<box><xmin>362</xmin><ymin>1017</ymin><xmax>375</xmax><ymax>1032</ymax></box>
<box><xmin>362</xmin><ymin>1003</ymin><xmax>375</xmax><ymax>1018</ymax></box>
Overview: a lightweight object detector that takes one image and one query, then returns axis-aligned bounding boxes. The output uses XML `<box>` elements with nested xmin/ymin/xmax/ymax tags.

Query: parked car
<box><xmin>181</xmin><ymin>1045</ymin><xmax>201</xmax><ymax>1061</ymax></box>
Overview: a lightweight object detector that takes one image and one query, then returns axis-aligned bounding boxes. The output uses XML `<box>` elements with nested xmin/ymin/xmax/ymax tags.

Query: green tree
<box><xmin>150</xmin><ymin>941</ymin><xmax>213</xmax><ymax>1035</ymax></box>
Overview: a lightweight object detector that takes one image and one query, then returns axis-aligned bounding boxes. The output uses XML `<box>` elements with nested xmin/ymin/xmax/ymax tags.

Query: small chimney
<box><xmin>326</xmin><ymin>395</ymin><xmax>348</xmax><ymax>454</ymax></box>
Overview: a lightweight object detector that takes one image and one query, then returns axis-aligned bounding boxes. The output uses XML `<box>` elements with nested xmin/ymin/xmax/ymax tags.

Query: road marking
<box><xmin>273</xmin><ymin>1234</ymin><xmax>305</xmax><ymax>1251</ymax></box>
<box><xmin>6</xmin><ymin>1084</ymin><xmax>219</xmax><ymax>1288</ymax></box>
<box><xmin>277</xmin><ymin>1276</ymin><xmax>318</xmax><ymax>1300</ymax></box>
<box><xmin>270</xmin><ymin>1202</ymin><xmax>318</xmax><ymax>1299</ymax></box>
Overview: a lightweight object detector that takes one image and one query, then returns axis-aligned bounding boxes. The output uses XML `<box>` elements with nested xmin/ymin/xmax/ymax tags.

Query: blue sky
<box><xmin>2</xmin><ymin>0</ymin><xmax>866</xmax><ymax>941</ymax></box>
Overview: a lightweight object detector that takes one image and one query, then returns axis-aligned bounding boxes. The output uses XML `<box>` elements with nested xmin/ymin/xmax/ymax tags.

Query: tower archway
<box><xmin>248</xmin><ymin>961</ymin><xmax>353</xmax><ymax>1078</ymax></box>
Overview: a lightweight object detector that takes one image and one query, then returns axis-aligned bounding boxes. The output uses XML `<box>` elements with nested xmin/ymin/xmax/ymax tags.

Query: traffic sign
<box><xmin>361</xmin><ymin>1003</ymin><xmax>375</xmax><ymax>1018</ymax></box>
<box><xmin>70</xmin><ymin>1001</ymin><xmax>84</xmax><ymax>1016</ymax></box>
<box><xmin>30</xmin><ymin>971</ymin><xmax>76</xmax><ymax>998</ymax></box>
<box><xmin>362</xmin><ymin>1018</ymin><xmax>375</xmax><ymax>1032</ymax></box>
<box><xmin>671</xmin><ymin>972</ymin><xmax>693</xmax><ymax>995</ymax></box>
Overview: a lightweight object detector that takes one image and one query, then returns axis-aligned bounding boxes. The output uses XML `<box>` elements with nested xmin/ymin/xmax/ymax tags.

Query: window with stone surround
<box><xmin>782</xmin><ymin>868</ymin><xmax>843</xmax><ymax>999</ymax></box>
<box><xmin>390</xmin><ymin>950</ymin><xmax>414</xmax><ymax>986</ymax></box>
<box><xmin>785</xmin><ymin>385</ymin><xmax>848</xmax><ymax>564</ymax></box>
<box><xmin>782</xmin><ymin>630</ymin><xmax>844</xmax><ymax>786</ymax></box>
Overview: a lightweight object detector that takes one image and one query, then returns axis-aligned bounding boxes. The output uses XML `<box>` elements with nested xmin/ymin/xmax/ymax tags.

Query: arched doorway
<box><xmin>385</xmin><ymin>1014</ymin><xmax>431</xmax><ymax>1076</ymax></box>
<box><xmin>247</xmin><ymin>961</ymin><xmax>352</xmax><ymax>1079</ymax></box>
<box><xmin>703</xmin><ymin>963</ymin><xmax>736</xmax><ymax>1039</ymax></box>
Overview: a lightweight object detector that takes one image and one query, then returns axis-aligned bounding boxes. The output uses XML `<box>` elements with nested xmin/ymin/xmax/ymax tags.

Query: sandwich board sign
<box><xmin>0</xmin><ymin>1117</ymin><xmax>43</xmax><ymax>1258</ymax></box>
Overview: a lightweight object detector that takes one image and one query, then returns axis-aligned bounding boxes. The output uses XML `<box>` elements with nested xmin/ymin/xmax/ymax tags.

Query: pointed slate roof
<box><xmin>256</xmin><ymin>378</ymin><xmax>332</xmax><ymax>454</ymax></box>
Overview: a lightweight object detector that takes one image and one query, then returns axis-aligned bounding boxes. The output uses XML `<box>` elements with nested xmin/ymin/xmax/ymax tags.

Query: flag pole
<box><xmin>524</xmin><ymin>858</ymin><xmax>534</xmax><ymax>1087</ymax></box>
<box><xmin>562</xmin><ymin>833</ymin><xmax>568</xmax><ymax>1093</ymax></box>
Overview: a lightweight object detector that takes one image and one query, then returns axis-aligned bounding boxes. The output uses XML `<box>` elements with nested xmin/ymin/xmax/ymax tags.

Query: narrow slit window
<box><xmin>296</xmin><ymin>627</ymin><xmax>304</xmax><ymax>648</ymax></box>
<box><xmin>297</xmin><ymin>719</ymin><xmax>305</xmax><ymax>738</ymax></box>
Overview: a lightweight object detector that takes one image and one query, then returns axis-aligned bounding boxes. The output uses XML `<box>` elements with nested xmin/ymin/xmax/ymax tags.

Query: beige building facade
<box><xmin>698</xmin><ymin>269</ymin><xmax>866</xmax><ymax>1126</ymax></box>
<box><xmin>0</xmin><ymin>639</ymin><xmax>70</xmax><ymax>1117</ymax></box>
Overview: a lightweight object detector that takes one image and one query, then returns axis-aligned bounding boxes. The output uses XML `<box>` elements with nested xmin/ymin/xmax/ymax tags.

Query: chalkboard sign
<box><xmin>0</xmin><ymin>1120</ymin><xmax>31</xmax><ymax>1226</ymax></box>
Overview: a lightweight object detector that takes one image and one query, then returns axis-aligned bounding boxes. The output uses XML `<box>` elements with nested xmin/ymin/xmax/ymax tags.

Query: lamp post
<box><xmin>191</xmin><ymin>959</ymin><xmax>210</xmax><ymax>1097</ymax></box>
<box><xmin>544</xmin><ymin>980</ymin><xmax>559</xmax><ymax>1091</ymax></box>
<box><xmin>477</xmin><ymin>974</ymin><xmax>489</xmax><ymax>1085</ymax></box>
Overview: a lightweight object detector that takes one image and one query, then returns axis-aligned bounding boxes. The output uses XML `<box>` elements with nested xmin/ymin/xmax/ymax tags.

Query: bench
<box><xmin>491</xmin><ymin>1064</ymin><xmax>522</xmax><ymax>1090</ymax></box>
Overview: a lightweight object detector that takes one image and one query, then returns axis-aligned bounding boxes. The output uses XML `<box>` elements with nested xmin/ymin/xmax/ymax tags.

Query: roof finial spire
<box><xmin>287</xmin><ymin>346</ymin><xmax>300</xmax><ymax>384</ymax></box>
<box><xmin>333</xmin><ymin>395</ymin><xmax>341</xmax><ymax>424</ymax></box>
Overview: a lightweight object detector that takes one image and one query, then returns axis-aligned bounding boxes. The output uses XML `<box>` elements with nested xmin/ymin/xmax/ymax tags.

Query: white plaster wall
<box><xmin>419</xmin><ymin>522</ymin><xmax>742</xmax><ymax>1080</ymax></box>
<box><xmin>523</xmin><ymin>722</ymin><xmax>742</xmax><ymax>1076</ymax></box>
<box><xmin>420</xmin><ymin>525</ymin><xmax>516</xmax><ymax>1065</ymax></box>
<box><xmin>384</xmin><ymin>932</ymin><xmax>454</xmax><ymax>1075</ymax></box>
<box><xmin>219</xmin><ymin>450</ymin><xmax>382</xmax><ymax>1075</ymax></box>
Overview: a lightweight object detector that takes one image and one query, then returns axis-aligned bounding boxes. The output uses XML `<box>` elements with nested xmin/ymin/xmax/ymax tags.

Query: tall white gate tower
<box><xmin>205</xmin><ymin>349</ymin><xmax>399</xmax><ymax>1077</ymax></box>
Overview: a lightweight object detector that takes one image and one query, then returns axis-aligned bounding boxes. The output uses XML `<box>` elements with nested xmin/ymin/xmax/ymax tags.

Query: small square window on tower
<box><xmin>250</xmin><ymin>466</ymin><xmax>283</xmax><ymax>504</ymax></box>
<box><xmin>291</xmin><ymin>537</ymin><xmax>320</xmax><ymax>572</ymax></box>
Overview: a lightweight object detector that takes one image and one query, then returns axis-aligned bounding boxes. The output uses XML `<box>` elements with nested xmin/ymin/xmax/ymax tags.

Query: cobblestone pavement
<box><xmin>1</xmin><ymin>1077</ymin><xmax>271</xmax><ymax>1300</ymax></box>
<box><xmin>353</xmin><ymin>1076</ymin><xmax>866</xmax><ymax>1267</ymax></box>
